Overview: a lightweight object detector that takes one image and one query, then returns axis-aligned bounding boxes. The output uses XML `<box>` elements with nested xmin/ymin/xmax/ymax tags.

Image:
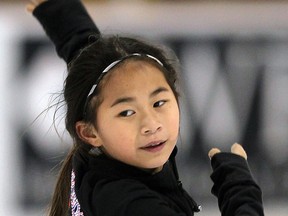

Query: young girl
<box><xmin>27</xmin><ymin>1</ymin><xmax>264</xmax><ymax>216</ymax></box>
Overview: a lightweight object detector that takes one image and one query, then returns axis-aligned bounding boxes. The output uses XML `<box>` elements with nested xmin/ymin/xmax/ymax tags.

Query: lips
<box><xmin>140</xmin><ymin>140</ymin><xmax>166</xmax><ymax>152</ymax></box>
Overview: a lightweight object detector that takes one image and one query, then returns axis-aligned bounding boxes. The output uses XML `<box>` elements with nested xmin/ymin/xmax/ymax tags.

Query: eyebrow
<box><xmin>110</xmin><ymin>87</ymin><xmax>169</xmax><ymax>107</ymax></box>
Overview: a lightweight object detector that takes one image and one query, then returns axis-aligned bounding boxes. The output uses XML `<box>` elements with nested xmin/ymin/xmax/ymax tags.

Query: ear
<box><xmin>75</xmin><ymin>121</ymin><xmax>102</xmax><ymax>147</ymax></box>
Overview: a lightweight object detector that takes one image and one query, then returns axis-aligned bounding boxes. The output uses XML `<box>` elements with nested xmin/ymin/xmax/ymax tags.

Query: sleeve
<box><xmin>79</xmin><ymin>179</ymin><xmax>187</xmax><ymax>216</ymax></box>
<box><xmin>210</xmin><ymin>153</ymin><xmax>264</xmax><ymax>216</ymax></box>
<box><xmin>32</xmin><ymin>0</ymin><xmax>100</xmax><ymax>63</ymax></box>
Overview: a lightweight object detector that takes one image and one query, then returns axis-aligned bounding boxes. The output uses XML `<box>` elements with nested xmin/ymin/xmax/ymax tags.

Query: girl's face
<box><xmin>94</xmin><ymin>61</ymin><xmax>179</xmax><ymax>171</ymax></box>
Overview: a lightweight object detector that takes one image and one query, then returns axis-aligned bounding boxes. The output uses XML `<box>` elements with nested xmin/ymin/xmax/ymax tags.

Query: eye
<box><xmin>153</xmin><ymin>100</ymin><xmax>167</xmax><ymax>108</ymax></box>
<box><xmin>118</xmin><ymin>110</ymin><xmax>135</xmax><ymax>117</ymax></box>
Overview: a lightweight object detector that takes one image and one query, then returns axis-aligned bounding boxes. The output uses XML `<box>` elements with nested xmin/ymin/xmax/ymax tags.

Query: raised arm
<box><xmin>209</xmin><ymin>144</ymin><xmax>264</xmax><ymax>216</ymax></box>
<box><xmin>27</xmin><ymin>0</ymin><xmax>100</xmax><ymax>63</ymax></box>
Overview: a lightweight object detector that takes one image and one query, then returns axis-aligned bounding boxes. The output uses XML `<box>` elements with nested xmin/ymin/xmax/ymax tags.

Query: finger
<box><xmin>208</xmin><ymin>148</ymin><xmax>221</xmax><ymax>160</ymax></box>
<box><xmin>26</xmin><ymin>0</ymin><xmax>47</xmax><ymax>13</ymax></box>
<box><xmin>231</xmin><ymin>143</ymin><xmax>247</xmax><ymax>160</ymax></box>
<box><xmin>26</xmin><ymin>4</ymin><xmax>36</xmax><ymax>13</ymax></box>
<box><xmin>31</xmin><ymin>0</ymin><xmax>47</xmax><ymax>5</ymax></box>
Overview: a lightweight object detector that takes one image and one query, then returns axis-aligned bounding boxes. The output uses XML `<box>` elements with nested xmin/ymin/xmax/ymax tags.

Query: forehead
<box><xmin>103</xmin><ymin>60</ymin><xmax>169</xmax><ymax>91</ymax></box>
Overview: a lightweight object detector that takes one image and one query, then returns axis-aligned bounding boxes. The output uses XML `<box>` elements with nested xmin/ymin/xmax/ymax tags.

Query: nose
<box><xmin>140</xmin><ymin>110</ymin><xmax>162</xmax><ymax>135</ymax></box>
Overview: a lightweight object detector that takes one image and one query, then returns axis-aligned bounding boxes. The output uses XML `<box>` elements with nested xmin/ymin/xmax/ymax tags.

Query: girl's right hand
<box><xmin>26</xmin><ymin>0</ymin><xmax>47</xmax><ymax>13</ymax></box>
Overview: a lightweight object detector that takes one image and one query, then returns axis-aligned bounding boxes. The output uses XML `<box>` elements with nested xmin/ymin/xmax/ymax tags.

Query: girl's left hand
<box><xmin>208</xmin><ymin>143</ymin><xmax>248</xmax><ymax>160</ymax></box>
<box><xmin>26</xmin><ymin>0</ymin><xmax>47</xmax><ymax>13</ymax></box>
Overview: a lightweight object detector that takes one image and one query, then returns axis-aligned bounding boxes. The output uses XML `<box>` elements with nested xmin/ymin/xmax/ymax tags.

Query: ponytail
<box><xmin>48</xmin><ymin>147</ymin><xmax>77</xmax><ymax>216</ymax></box>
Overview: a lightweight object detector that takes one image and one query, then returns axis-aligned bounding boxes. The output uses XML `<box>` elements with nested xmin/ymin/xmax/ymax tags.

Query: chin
<box><xmin>147</xmin><ymin>157</ymin><xmax>169</xmax><ymax>170</ymax></box>
<box><xmin>141</xmin><ymin>164</ymin><xmax>164</xmax><ymax>174</ymax></box>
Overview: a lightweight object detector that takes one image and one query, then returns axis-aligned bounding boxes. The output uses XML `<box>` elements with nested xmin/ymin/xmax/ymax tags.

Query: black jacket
<box><xmin>70</xmin><ymin>147</ymin><xmax>263</xmax><ymax>216</ymax></box>
<box><xmin>72</xmin><ymin>147</ymin><xmax>200</xmax><ymax>216</ymax></box>
<box><xmin>33</xmin><ymin>1</ymin><xmax>264</xmax><ymax>215</ymax></box>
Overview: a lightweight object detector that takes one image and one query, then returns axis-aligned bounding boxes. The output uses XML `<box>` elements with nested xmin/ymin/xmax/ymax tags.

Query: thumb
<box><xmin>208</xmin><ymin>148</ymin><xmax>221</xmax><ymax>160</ymax></box>
<box><xmin>231</xmin><ymin>143</ymin><xmax>247</xmax><ymax>160</ymax></box>
<box><xmin>26</xmin><ymin>4</ymin><xmax>36</xmax><ymax>13</ymax></box>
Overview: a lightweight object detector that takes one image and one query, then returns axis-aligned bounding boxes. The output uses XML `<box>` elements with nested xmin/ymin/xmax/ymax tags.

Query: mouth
<box><xmin>140</xmin><ymin>140</ymin><xmax>166</xmax><ymax>152</ymax></box>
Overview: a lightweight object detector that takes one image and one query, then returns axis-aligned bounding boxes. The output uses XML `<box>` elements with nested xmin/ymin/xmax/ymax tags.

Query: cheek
<box><xmin>171</xmin><ymin>115</ymin><xmax>180</xmax><ymax>135</ymax></box>
<box><xmin>116</xmin><ymin>129</ymin><xmax>135</xmax><ymax>144</ymax></box>
<box><xmin>97</xmin><ymin>117</ymin><xmax>135</xmax><ymax>146</ymax></box>
<box><xmin>167</xmin><ymin>105</ymin><xmax>180</xmax><ymax>135</ymax></box>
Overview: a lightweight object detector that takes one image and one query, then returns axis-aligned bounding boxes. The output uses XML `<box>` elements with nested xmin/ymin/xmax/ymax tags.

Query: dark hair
<box><xmin>48</xmin><ymin>35</ymin><xmax>180</xmax><ymax>215</ymax></box>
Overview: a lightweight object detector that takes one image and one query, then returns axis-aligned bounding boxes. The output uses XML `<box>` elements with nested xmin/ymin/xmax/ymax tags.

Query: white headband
<box><xmin>82</xmin><ymin>53</ymin><xmax>164</xmax><ymax>117</ymax></box>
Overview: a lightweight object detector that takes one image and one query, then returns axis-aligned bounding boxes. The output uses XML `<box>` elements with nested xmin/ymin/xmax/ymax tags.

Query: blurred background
<box><xmin>1</xmin><ymin>0</ymin><xmax>288</xmax><ymax>215</ymax></box>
